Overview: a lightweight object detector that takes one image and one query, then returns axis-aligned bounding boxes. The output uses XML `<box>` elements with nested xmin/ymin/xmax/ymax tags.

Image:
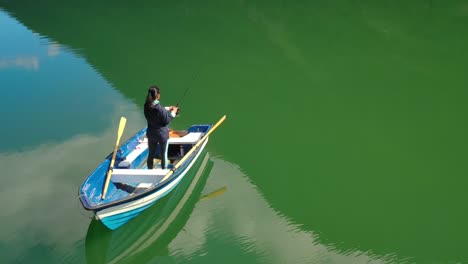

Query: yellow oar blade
<box><xmin>102</xmin><ymin>116</ymin><xmax>127</xmax><ymax>200</ymax></box>
<box><xmin>200</xmin><ymin>186</ymin><xmax>227</xmax><ymax>201</ymax></box>
<box><xmin>117</xmin><ymin>117</ymin><xmax>127</xmax><ymax>140</ymax></box>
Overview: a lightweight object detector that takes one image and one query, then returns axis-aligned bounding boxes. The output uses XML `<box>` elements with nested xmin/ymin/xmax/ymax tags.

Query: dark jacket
<box><xmin>144</xmin><ymin>102</ymin><xmax>174</xmax><ymax>142</ymax></box>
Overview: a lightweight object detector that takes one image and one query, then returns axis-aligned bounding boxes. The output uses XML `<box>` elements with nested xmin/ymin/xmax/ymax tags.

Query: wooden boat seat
<box><xmin>111</xmin><ymin>169</ymin><xmax>171</xmax><ymax>184</ymax></box>
<box><xmin>169</xmin><ymin>130</ymin><xmax>188</xmax><ymax>138</ymax></box>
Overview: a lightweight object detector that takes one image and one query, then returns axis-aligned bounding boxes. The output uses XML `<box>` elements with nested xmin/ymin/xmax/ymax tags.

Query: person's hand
<box><xmin>171</xmin><ymin>106</ymin><xmax>179</xmax><ymax>113</ymax></box>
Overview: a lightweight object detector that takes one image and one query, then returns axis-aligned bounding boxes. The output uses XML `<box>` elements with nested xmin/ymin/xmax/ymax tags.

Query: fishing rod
<box><xmin>176</xmin><ymin>85</ymin><xmax>191</xmax><ymax>108</ymax></box>
<box><xmin>175</xmin><ymin>75</ymin><xmax>196</xmax><ymax>115</ymax></box>
<box><xmin>174</xmin><ymin>86</ymin><xmax>190</xmax><ymax>115</ymax></box>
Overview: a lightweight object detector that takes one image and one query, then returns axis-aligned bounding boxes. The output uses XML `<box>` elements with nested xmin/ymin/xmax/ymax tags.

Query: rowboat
<box><xmin>78</xmin><ymin>115</ymin><xmax>226</xmax><ymax>230</ymax></box>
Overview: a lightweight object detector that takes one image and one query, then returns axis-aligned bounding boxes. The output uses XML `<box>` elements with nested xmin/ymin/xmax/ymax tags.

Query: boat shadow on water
<box><xmin>84</xmin><ymin>151</ymin><xmax>213</xmax><ymax>264</ymax></box>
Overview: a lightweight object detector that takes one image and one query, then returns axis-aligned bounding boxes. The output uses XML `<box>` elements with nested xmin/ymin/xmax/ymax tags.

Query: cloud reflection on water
<box><xmin>0</xmin><ymin>112</ymin><xmax>409</xmax><ymax>263</ymax></box>
<box><xmin>0</xmin><ymin>56</ymin><xmax>39</xmax><ymax>70</ymax></box>
<box><xmin>47</xmin><ymin>43</ymin><xmax>61</xmax><ymax>57</ymax></box>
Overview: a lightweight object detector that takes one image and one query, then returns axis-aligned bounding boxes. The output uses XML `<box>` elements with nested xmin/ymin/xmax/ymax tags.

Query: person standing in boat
<box><xmin>144</xmin><ymin>85</ymin><xmax>178</xmax><ymax>170</ymax></box>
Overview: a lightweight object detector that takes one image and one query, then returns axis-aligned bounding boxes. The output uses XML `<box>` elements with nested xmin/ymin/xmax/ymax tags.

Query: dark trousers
<box><xmin>147</xmin><ymin>138</ymin><xmax>168</xmax><ymax>169</ymax></box>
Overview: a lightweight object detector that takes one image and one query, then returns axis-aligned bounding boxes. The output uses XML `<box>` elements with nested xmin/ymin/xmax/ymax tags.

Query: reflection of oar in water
<box><xmin>199</xmin><ymin>186</ymin><xmax>227</xmax><ymax>201</ymax></box>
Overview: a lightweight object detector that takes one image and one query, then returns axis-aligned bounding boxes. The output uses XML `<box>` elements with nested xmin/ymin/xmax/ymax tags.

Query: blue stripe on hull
<box><xmin>102</xmin><ymin>202</ymin><xmax>155</xmax><ymax>230</ymax></box>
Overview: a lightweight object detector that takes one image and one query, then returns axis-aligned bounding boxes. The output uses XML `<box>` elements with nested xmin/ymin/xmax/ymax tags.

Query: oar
<box><xmin>200</xmin><ymin>186</ymin><xmax>227</xmax><ymax>201</ymax></box>
<box><xmin>102</xmin><ymin>116</ymin><xmax>127</xmax><ymax>200</ymax></box>
<box><xmin>161</xmin><ymin>115</ymin><xmax>226</xmax><ymax>182</ymax></box>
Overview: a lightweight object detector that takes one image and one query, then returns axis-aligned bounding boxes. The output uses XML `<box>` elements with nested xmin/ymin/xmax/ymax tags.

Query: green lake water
<box><xmin>1</xmin><ymin>1</ymin><xmax>468</xmax><ymax>263</ymax></box>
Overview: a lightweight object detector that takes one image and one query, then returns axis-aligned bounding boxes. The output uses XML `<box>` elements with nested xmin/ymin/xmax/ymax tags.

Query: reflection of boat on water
<box><xmin>85</xmin><ymin>151</ymin><xmax>213</xmax><ymax>264</ymax></box>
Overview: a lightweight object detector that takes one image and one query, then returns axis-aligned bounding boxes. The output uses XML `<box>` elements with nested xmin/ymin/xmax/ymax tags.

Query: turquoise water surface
<box><xmin>1</xmin><ymin>1</ymin><xmax>468</xmax><ymax>263</ymax></box>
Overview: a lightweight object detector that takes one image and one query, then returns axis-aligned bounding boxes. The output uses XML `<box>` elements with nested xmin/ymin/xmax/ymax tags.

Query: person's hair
<box><xmin>145</xmin><ymin>85</ymin><xmax>160</xmax><ymax>106</ymax></box>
